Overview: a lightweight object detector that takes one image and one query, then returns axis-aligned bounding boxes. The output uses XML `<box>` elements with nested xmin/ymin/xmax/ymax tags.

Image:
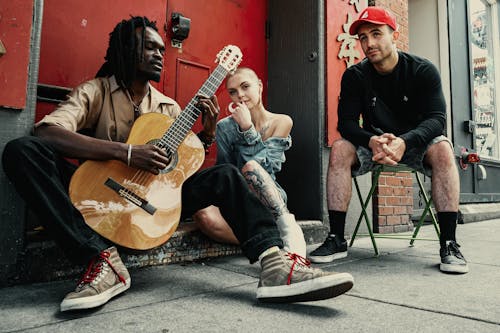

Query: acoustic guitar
<box><xmin>69</xmin><ymin>45</ymin><xmax>242</xmax><ymax>250</ymax></box>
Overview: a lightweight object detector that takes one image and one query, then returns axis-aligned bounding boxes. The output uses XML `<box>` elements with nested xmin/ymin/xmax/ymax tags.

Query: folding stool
<box><xmin>349</xmin><ymin>164</ymin><xmax>440</xmax><ymax>255</ymax></box>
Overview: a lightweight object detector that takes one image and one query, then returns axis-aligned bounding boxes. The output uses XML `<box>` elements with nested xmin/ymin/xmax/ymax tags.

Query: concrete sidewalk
<box><xmin>1</xmin><ymin>219</ymin><xmax>499</xmax><ymax>333</ymax></box>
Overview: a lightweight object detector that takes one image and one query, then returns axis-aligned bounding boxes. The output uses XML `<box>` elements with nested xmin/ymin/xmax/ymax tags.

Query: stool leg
<box><xmin>410</xmin><ymin>172</ymin><xmax>440</xmax><ymax>245</ymax></box>
<box><xmin>350</xmin><ymin>171</ymin><xmax>380</xmax><ymax>256</ymax></box>
<box><xmin>350</xmin><ymin>178</ymin><xmax>364</xmax><ymax>246</ymax></box>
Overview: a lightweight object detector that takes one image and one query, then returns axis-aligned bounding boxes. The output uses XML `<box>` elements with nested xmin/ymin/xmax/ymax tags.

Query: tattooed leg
<box><xmin>241</xmin><ymin>160</ymin><xmax>288</xmax><ymax>218</ymax></box>
<box><xmin>242</xmin><ymin>161</ymin><xmax>307</xmax><ymax>256</ymax></box>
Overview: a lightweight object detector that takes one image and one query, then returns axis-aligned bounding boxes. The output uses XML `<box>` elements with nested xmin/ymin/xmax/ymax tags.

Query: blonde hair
<box><xmin>226</xmin><ymin>67</ymin><xmax>260</xmax><ymax>87</ymax></box>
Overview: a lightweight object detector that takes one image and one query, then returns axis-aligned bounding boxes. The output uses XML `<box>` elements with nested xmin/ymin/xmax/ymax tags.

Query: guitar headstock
<box><xmin>215</xmin><ymin>45</ymin><xmax>243</xmax><ymax>74</ymax></box>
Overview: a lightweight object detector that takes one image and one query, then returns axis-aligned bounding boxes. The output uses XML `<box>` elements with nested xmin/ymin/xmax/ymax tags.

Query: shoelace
<box><xmin>78</xmin><ymin>250</ymin><xmax>126</xmax><ymax>286</ymax></box>
<box><xmin>285</xmin><ymin>252</ymin><xmax>311</xmax><ymax>285</ymax></box>
<box><xmin>447</xmin><ymin>241</ymin><xmax>464</xmax><ymax>259</ymax></box>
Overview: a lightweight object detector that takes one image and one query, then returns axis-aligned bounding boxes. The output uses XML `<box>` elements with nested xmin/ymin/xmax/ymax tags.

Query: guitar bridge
<box><xmin>104</xmin><ymin>178</ymin><xmax>157</xmax><ymax>215</ymax></box>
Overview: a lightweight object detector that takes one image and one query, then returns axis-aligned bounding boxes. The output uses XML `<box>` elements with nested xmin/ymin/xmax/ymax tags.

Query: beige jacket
<box><xmin>35</xmin><ymin>76</ymin><xmax>182</xmax><ymax>142</ymax></box>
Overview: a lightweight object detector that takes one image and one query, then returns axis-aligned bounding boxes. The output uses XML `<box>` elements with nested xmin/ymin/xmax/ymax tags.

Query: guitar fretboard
<box><xmin>158</xmin><ymin>65</ymin><xmax>228</xmax><ymax>150</ymax></box>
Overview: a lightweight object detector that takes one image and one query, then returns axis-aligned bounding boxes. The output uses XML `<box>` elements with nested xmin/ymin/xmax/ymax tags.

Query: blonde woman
<box><xmin>193</xmin><ymin>67</ymin><xmax>306</xmax><ymax>257</ymax></box>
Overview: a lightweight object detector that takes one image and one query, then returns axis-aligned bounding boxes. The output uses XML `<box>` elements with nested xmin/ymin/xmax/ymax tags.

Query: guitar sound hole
<box><xmin>147</xmin><ymin>139</ymin><xmax>178</xmax><ymax>173</ymax></box>
<box><xmin>161</xmin><ymin>148</ymin><xmax>178</xmax><ymax>173</ymax></box>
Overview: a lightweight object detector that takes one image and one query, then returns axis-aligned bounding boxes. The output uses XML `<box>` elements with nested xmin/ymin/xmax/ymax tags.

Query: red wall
<box><xmin>36</xmin><ymin>0</ymin><xmax>268</xmax><ymax>167</ymax></box>
<box><xmin>325</xmin><ymin>0</ymin><xmax>367</xmax><ymax>145</ymax></box>
<box><xmin>163</xmin><ymin>0</ymin><xmax>268</xmax><ymax>115</ymax></box>
<box><xmin>0</xmin><ymin>0</ymin><xmax>34</xmax><ymax>109</ymax></box>
<box><xmin>37</xmin><ymin>1</ymin><xmax>167</xmax><ymax>89</ymax></box>
<box><xmin>35</xmin><ymin>1</ymin><xmax>168</xmax><ymax>123</ymax></box>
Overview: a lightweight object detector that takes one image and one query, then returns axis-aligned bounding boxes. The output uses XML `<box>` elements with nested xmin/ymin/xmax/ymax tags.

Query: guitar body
<box><xmin>69</xmin><ymin>113</ymin><xmax>205</xmax><ymax>250</ymax></box>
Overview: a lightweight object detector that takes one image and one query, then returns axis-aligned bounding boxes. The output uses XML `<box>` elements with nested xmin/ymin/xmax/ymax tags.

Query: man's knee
<box><xmin>426</xmin><ymin>141</ymin><xmax>455</xmax><ymax>168</ymax></box>
<box><xmin>4</xmin><ymin>136</ymin><xmax>34</xmax><ymax>157</ymax></box>
<box><xmin>330</xmin><ymin>139</ymin><xmax>357</xmax><ymax>167</ymax></box>
<box><xmin>2</xmin><ymin>136</ymin><xmax>40</xmax><ymax>170</ymax></box>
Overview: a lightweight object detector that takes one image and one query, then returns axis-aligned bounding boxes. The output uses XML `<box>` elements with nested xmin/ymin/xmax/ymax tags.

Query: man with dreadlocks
<box><xmin>2</xmin><ymin>16</ymin><xmax>354</xmax><ymax>312</ymax></box>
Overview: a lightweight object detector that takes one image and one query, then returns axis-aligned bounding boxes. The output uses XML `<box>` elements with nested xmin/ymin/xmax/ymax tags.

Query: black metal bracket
<box><xmin>463</xmin><ymin>120</ymin><xmax>476</xmax><ymax>133</ymax></box>
<box><xmin>170</xmin><ymin>12</ymin><xmax>191</xmax><ymax>48</ymax></box>
<box><xmin>37</xmin><ymin>83</ymin><xmax>72</xmax><ymax>104</ymax></box>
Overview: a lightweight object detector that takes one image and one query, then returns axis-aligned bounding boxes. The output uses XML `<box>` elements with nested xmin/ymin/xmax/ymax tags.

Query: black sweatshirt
<box><xmin>337</xmin><ymin>51</ymin><xmax>446</xmax><ymax>150</ymax></box>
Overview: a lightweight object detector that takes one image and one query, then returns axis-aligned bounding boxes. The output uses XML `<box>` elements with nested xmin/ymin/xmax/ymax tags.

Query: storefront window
<box><xmin>469</xmin><ymin>0</ymin><xmax>500</xmax><ymax>158</ymax></box>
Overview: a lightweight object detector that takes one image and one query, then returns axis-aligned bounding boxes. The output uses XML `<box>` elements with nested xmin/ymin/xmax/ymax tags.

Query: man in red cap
<box><xmin>309</xmin><ymin>6</ymin><xmax>468</xmax><ymax>274</ymax></box>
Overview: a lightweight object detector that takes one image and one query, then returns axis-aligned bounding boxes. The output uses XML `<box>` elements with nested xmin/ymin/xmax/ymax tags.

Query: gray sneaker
<box><xmin>60</xmin><ymin>247</ymin><xmax>131</xmax><ymax>311</ymax></box>
<box><xmin>440</xmin><ymin>240</ymin><xmax>469</xmax><ymax>274</ymax></box>
<box><xmin>257</xmin><ymin>250</ymin><xmax>353</xmax><ymax>302</ymax></box>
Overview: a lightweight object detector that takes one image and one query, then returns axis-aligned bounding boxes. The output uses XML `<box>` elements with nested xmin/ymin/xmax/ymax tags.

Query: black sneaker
<box><xmin>257</xmin><ymin>250</ymin><xmax>353</xmax><ymax>302</ymax></box>
<box><xmin>440</xmin><ymin>240</ymin><xmax>469</xmax><ymax>274</ymax></box>
<box><xmin>308</xmin><ymin>235</ymin><xmax>348</xmax><ymax>263</ymax></box>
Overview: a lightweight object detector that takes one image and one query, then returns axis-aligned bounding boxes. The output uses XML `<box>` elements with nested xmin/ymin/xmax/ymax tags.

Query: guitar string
<box><xmin>124</xmin><ymin>65</ymin><xmax>229</xmax><ymax>190</ymax></box>
<box><xmin>128</xmin><ymin>68</ymin><xmax>227</xmax><ymax>186</ymax></box>
<box><xmin>158</xmin><ymin>67</ymin><xmax>225</xmax><ymax>149</ymax></box>
<box><xmin>159</xmin><ymin>68</ymin><xmax>226</xmax><ymax>149</ymax></box>
<box><xmin>156</xmin><ymin>68</ymin><xmax>226</xmax><ymax>151</ymax></box>
<box><xmin>128</xmin><ymin>67</ymin><xmax>228</xmax><ymax>186</ymax></box>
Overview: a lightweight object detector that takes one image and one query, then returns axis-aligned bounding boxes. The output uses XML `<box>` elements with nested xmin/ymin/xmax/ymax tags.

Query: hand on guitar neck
<box><xmin>196</xmin><ymin>94</ymin><xmax>220</xmax><ymax>140</ymax></box>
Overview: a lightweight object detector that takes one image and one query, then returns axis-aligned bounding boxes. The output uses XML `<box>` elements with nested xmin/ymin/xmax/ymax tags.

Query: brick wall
<box><xmin>371</xmin><ymin>0</ymin><xmax>413</xmax><ymax>233</ymax></box>
<box><xmin>373</xmin><ymin>171</ymin><xmax>414</xmax><ymax>233</ymax></box>
<box><xmin>372</xmin><ymin>0</ymin><xmax>409</xmax><ymax>51</ymax></box>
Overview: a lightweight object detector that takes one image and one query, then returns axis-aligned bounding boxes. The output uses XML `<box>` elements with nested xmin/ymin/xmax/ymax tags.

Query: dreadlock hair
<box><xmin>95</xmin><ymin>16</ymin><xmax>159</xmax><ymax>88</ymax></box>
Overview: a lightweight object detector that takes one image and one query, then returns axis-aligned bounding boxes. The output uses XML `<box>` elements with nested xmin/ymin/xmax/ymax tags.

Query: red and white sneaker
<box><xmin>60</xmin><ymin>247</ymin><xmax>131</xmax><ymax>311</ymax></box>
<box><xmin>257</xmin><ymin>249</ymin><xmax>353</xmax><ymax>302</ymax></box>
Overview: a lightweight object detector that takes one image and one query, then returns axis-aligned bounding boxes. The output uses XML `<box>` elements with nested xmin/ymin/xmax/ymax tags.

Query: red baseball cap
<box><xmin>349</xmin><ymin>7</ymin><xmax>397</xmax><ymax>35</ymax></box>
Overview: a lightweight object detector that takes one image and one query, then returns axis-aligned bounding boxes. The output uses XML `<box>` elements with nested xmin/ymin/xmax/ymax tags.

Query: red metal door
<box><xmin>35</xmin><ymin>0</ymin><xmax>169</xmax><ymax>123</ymax></box>
<box><xmin>36</xmin><ymin>0</ymin><xmax>268</xmax><ymax>167</ymax></box>
<box><xmin>325</xmin><ymin>1</ymin><xmax>366</xmax><ymax>146</ymax></box>
<box><xmin>163</xmin><ymin>0</ymin><xmax>267</xmax><ymax>166</ymax></box>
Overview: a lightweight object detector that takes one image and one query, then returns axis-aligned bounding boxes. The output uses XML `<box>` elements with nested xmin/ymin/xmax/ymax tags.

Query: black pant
<box><xmin>2</xmin><ymin>136</ymin><xmax>282</xmax><ymax>264</ymax></box>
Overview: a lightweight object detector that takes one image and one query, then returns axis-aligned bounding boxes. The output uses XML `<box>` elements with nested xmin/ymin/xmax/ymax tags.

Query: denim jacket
<box><xmin>216</xmin><ymin>116</ymin><xmax>292</xmax><ymax>200</ymax></box>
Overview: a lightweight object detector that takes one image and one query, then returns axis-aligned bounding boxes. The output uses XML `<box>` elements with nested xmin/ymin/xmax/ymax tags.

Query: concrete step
<box><xmin>0</xmin><ymin>220</ymin><xmax>327</xmax><ymax>287</ymax></box>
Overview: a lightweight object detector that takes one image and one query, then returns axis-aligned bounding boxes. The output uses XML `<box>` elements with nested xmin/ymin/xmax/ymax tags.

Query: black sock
<box><xmin>329</xmin><ymin>210</ymin><xmax>346</xmax><ymax>240</ymax></box>
<box><xmin>438</xmin><ymin>212</ymin><xmax>458</xmax><ymax>246</ymax></box>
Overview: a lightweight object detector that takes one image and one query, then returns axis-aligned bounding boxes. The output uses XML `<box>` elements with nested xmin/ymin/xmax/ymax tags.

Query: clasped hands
<box><xmin>369</xmin><ymin>133</ymin><xmax>406</xmax><ymax>166</ymax></box>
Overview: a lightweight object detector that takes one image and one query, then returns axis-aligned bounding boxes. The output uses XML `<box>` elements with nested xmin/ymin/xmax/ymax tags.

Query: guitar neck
<box><xmin>160</xmin><ymin>65</ymin><xmax>228</xmax><ymax>150</ymax></box>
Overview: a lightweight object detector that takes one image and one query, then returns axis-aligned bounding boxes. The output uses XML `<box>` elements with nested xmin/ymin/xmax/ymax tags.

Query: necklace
<box><xmin>126</xmin><ymin>89</ymin><xmax>142</xmax><ymax>119</ymax></box>
<box><xmin>132</xmin><ymin>103</ymin><xmax>140</xmax><ymax>119</ymax></box>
